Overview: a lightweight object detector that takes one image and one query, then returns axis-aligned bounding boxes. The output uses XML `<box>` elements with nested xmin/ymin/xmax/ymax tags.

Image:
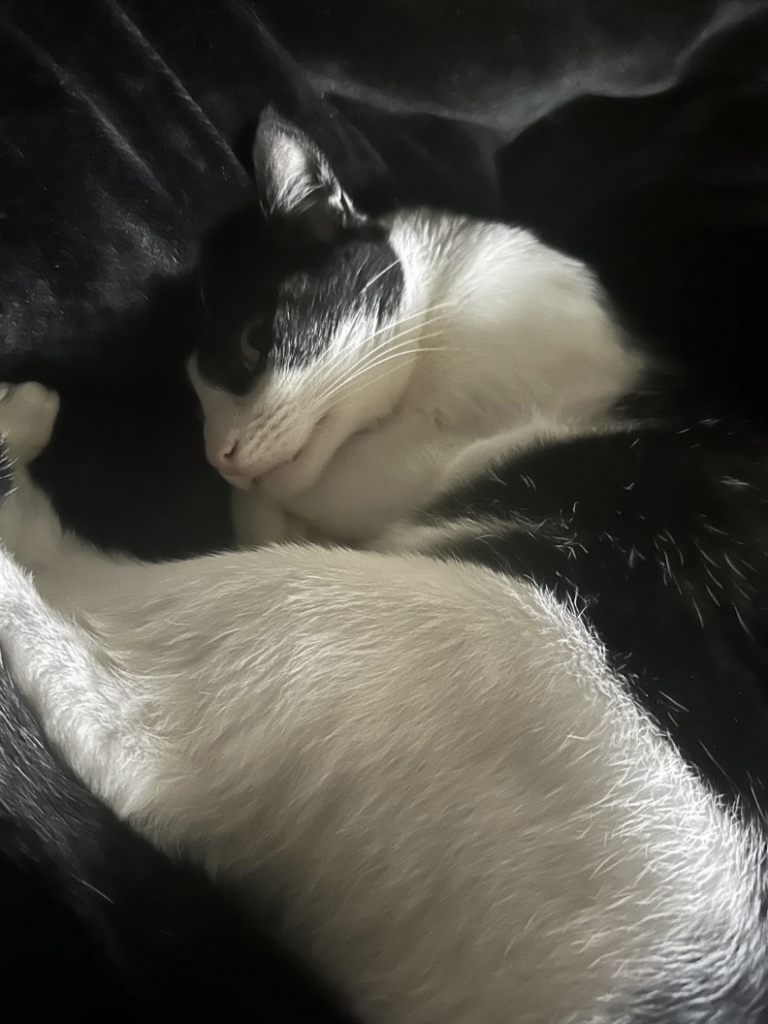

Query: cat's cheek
<box><xmin>258</xmin><ymin>416</ymin><xmax>341</xmax><ymax>500</ymax></box>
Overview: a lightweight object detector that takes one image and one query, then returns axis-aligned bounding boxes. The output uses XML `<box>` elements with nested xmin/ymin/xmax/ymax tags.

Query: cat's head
<box><xmin>188</xmin><ymin>109</ymin><xmax>417</xmax><ymax>499</ymax></box>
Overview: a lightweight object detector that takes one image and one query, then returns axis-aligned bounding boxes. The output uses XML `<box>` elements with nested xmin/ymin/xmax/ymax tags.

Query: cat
<box><xmin>189</xmin><ymin>111</ymin><xmax>768</xmax><ymax>822</ymax></box>
<box><xmin>1</xmin><ymin>380</ymin><xmax>767</xmax><ymax>1023</ymax></box>
<box><xmin>188</xmin><ymin>108</ymin><xmax>647</xmax><ymax>547</ymax></box>
<box><xmin>0</xmin><ymin>414</ymin><xmax>358</xmax><ymax>1021</ymax></box>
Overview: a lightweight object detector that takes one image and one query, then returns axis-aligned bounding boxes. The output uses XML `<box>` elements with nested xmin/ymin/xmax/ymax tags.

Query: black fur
<box><xmin>0</xmin><ymin>455</ymin><xmax>359</xmax><ymax>1023</ymax></box>
<box><xmin>425</xmin><ymin>385</ymin><xmax>768</xmax><ymax>820</ymax></box>
<box><xmin>195</xmin><ymin>202</ymin><xmax>403</xmax><ymax>395</ymax></box>
<box><xmin>194</xmin><ymin>114</ymin><xmax>404</xmax><ymax>396</ymax></box>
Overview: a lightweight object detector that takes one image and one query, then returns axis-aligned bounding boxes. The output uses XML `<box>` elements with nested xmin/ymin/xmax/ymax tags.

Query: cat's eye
<box><xmin>240</xmin><ymin>319</ymin><xmax>264</xmax><ymax>370</ymax></box>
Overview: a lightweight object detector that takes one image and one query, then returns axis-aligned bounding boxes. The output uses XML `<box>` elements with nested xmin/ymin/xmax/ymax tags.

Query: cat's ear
<box><xmin>253</xmin><ymin>108</ymin><xmax>366</xmax><ymax>247</ymax></box>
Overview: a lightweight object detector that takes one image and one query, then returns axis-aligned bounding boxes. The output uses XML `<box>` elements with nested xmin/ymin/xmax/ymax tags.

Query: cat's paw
<box><xmin>231</xmin><ymin>487</ymin><xmax>317</xmax><ymax>547</ymax></box>
<box><xmin>0</xmin><ymin>382</ymin><xmax>61</xmax><ymax>465</ymax></box>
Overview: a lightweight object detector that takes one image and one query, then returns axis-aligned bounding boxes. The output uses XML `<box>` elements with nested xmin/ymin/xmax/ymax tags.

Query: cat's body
<box><xmin>5</xmin><ymin>110</ymin><xmax>768</xmax><ymax>1023</ymax></box>
<box><xmin>1</xmin><ymin>382</ymin><xmax>768</xmax><ymax>1023</ymax></box>
<box><xmin>371</xmin><ymin>395</ymin><xmax>768</xmax><ymax>819</ymax></box>
<box><xmin>0</xmin><ymin>659</ymin><xmax>356</xmax><ymax>1024</ymax></box>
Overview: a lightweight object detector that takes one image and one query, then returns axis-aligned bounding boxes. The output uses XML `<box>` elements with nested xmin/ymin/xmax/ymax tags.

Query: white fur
<box><xmin>190</xmin><ymin>208</ymin><xmax>647</xmax><ymax>545</ymax></box>
<box><xmin>0</xmin><ymin>382</ymin><xmax>764</xmax><ymax>1023</ymax></box>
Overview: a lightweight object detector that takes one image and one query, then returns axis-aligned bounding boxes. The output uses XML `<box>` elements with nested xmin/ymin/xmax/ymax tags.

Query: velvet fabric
<box><xmin>1</xmin><ymin>0</ymin><xmax>768</xmax><ymax>1013</ymax></box>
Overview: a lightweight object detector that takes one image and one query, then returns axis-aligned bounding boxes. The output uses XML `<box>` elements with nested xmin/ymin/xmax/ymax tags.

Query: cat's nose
<box><xmin>208</xmin><ymin>439</ymin><xmax>254</xmax><ymax>490</ymax></box>
<box><xmin>219</xmin><ymin>439</ymin><xmax>239</xmax><ymax>463</ymax></box>
<box><xmin>208</xmin><ymin>437</ymin><xmax>245</xmax><ymax>475</ymax></box>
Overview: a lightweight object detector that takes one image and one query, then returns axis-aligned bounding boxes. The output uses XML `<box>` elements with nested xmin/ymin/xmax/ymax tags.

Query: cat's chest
<box><xmin>278</xmin><ymin>409</ymin><xmax>453</xmax><ymax>537</ymax></box>
<box><xmin>277</xmin><ymin>404</ymin><xmax>555</xmax><ymax>542</ymax></box>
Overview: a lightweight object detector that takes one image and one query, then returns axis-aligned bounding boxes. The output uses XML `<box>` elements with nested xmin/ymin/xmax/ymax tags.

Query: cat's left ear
<box><xmin>253</xmin><ymin>108</ymin><xmax>367</xmax><ymax>247</ymax></box>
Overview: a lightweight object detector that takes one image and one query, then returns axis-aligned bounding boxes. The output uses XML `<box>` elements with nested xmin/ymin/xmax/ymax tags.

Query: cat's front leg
<box><xmin>0</xmin><ymin>381</ymin><xmax>60</xmax><ymax>466</ymax></box>
<box><xmin>0</xmin><ymin>382</ymin><xmax>69</xmax><ymax>569</ymax></box>
<box><xmin>231</xmin><ymin>486</ymin><xmax>317</xmax><ymax>548</ymax></box>
<box><xmin>0</xmin><ymin>545</ymin><xmax>158</xmax><ymax>817</ymax></box>
<box><xmin>283</xmin><ymin>411</ymin><xmax>451</xmax><ymax>544</ymax></box>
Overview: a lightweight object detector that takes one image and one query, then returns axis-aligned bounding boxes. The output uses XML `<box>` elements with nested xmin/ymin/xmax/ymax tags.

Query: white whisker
<box><xmin>359</xmin><ymin>258</ymin><xmax>400</xmax><ymax>295</ymax></box>
<box><xmin>320</xmin><ymin>347</ymin><xmax>459</xmax><ymax>411</ymax></box>
<box><xmin>299</xmin><ymin>318</ymin><xmax>448</xmax><ymax>413</ymax></box>
<box><xmin>309</xmin><ymin>331</ymin><xmax>449</xmax><ymax>409</ymax></box>
<box><xmin>282</xmin><ymin>308</ymin><xmax>444</xmax><ymax>407</ymax></box>
<box><xmin>306</xmin><ymin>335</ymin><xmax>455</xmax><ymax>414</ymax></box>
<box><xmin>344</xmin><ymin>301</ymin><xmax>453</xmax><ymax>350</ymax></box>
<box><xmin>333</xmin><ymin>307</ymin><xmax>453</xmax><ymax>373</ymax></box>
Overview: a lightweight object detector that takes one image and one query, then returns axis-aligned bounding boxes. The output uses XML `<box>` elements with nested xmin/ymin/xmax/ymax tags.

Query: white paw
<box><xmin>0</xmin><ymin>382</ymin><xmax>61</xmax><ymax>464</ymax></box>
<box><xmin>231</xmin><ymin>486</ymin><xmax>316</xmax><ymax>547</ymax></box>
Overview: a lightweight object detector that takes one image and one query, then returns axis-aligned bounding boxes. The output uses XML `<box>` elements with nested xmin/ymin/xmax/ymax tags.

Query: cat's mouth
<box><xmin>226</xmin><ymin>412</ymin><xmax>333</xmax><ymax>495</ymax></box>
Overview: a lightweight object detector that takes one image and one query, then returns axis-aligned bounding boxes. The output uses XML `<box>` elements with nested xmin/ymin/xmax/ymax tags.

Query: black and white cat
<box><xmin>1</xmin><ymin>380</ymin><xmax>768</xmax><ymax>1023</ymax></box>
<box><xmin>190</xmin><ymin>112</ymin><xmax>768</xmax><ymax>821</ymax></box>
<box><xmin>189</xmin><ymin>109</ymin><xmax>647</xmax><ymax>546</ymax></box>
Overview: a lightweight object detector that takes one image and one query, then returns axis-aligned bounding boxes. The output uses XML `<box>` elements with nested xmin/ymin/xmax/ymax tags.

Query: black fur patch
<box><xmin>425</xmin><ymin>406</ymin><xmax>768</xmax><ymax>819</ymax></box>
<box><xmin>194</xmin><ymin>201</ymin><xmax>404</xmax><ymax>395</ymax></box>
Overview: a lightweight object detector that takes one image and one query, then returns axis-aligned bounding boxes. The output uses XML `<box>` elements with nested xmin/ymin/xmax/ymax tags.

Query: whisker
<box><xmin>336</xmin><ymin>322</ymin><xmax>426</xmax><ymax>368</ymax></box>
<box><xmin>321</xmin><ymin>347</ymin><xmax>460</xmax><ymax>411</ymax></box>
<box><xmin>310</xmin><ymin>332</ymin><xmax>449</xmax><ymax>407</ymax></box>
<box><xmin>359</xmin><ymin>258</ymin><xmax>400</xmax><ymax>295</ymax></box>
<box><xmin>307</xmin><ymin>335</ymin><xmax>453</xmax><ymax>411</ymax></box>
<box><xmin>199</xmin><ymin>281</ymin><xmax>214</xmax><ymax>325</ymax></box>
<box><xmin>288</xmin><ymin>309</ymin><xmax>439</xmax><ymax>404</ymax></box>
<box><xmin>345</xmin><ymin>300</ymin><xmax>454</xmax><ymax>351</ymax></box>
<box><xmin>302</xmin><ymin>322</ymin><xmax>446</xmax><ymax>410</ymax></box>
<box><xmin>265</xmin><ymin>300</ymin><xmax>457</xmax><ymax>422</ymax></box>
<box><xmin>333</xmin><ymin>308</ymin><xmax>452</xmax><ymax>370</ymax></box>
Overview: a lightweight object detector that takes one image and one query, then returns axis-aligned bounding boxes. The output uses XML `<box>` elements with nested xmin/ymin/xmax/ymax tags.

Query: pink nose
<box><xmin>208</xmin><ymin>438</ymin><xmax>246</xmax><ymax>475</ymax></box>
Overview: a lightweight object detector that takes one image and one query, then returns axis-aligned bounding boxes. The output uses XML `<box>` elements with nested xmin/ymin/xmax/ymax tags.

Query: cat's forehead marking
<box><xmin>272</xmin><ymin>236</ymin><xmax>403</xmax><ymax>368</ymax></box>
<box><xmin>195</xmin><ymin>230</ymin><xmax>404</xmax><ymax>396</ymax></box>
